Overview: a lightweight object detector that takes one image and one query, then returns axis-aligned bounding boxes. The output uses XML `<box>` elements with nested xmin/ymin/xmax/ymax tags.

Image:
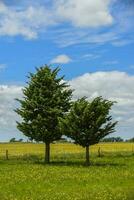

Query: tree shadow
<box><xmin>0</xmin><ymin>153</ymin><xmax>131</xmax><ymax>167</ymax></box>
<box><xmin>0</xmin><ymin>154</ymin><xmax>41</xmax><ymax>165</ymax></box>
<box><xmin>35</xmin><ymin>159</ymin><xmax>126</xmax><ymax>167</ymax></box>
<box><xmin>36</xmin><ymin>160</ymin><xmax>85</xmax><ymax>167</ymax></box>
<box><xmin>91</xmin><ymin>162</ymin><xmax>125</xmax><ymax>167</ymax></box>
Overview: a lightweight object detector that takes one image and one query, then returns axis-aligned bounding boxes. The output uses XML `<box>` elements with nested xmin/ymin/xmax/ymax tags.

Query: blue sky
<box><xmin>0</xmin><ymin>0</ymin><xmax>134</xmax><ymax>141</ymax></box>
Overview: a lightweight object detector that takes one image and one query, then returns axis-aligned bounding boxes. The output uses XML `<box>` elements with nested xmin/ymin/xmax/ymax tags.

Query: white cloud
<box><xmin>55</xmin><ymin>0</ymin><xmax>113</xmax><ymax>27</ymax></box>
<box><xmin>69</xmin><ymin>71</ymin><xmax>134</xmax><ymax>139</ymax></box>
<box><xmin>0</xmin><ymin>2</ymin><xmax>55</xmax><ymax>39</ymax></box>
<box><xmin>0</xmin><ymin>85</ymin><xmax>23</xmax><ymax>140</ymax></box>
<box><xmin>51</xmin><ymin>54</ymin><xmax>72</xmax><ymax>64</ymax></box>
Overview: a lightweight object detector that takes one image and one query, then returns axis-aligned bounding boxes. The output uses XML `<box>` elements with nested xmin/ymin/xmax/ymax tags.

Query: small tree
<box><xmin>15</xmin><ymin>66</ymin><xmax>72</xmax><ymax>163</ymax></box>
<box><xmin>18</xmin><ymin>138</ymin><xmax>23</xmax><ymax>142</ymax></box>
<box><xmin>126</xmin><ymin>137</ymin><xmax>134</xmax><ymax>142</ymax></box>
<box><xmin>9</xmin><ymin>137</ymin><xmax>16</xmax><ymax>142</ymax></box>
<box><xmin>61</xmin><ymin>97</ymin><xmax>117</xmax><ymax>165</ymax></box>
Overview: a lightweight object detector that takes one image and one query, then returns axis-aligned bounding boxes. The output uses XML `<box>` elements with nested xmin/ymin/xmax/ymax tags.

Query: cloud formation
<box><xmin>55</xmin><ymin>0</ymin><xmax>113</xmax><ymax>27</ymax></box>
<box><xmin>0</xmin><ymin>2</ymin><xmax>55</xmax><ymax>39</ymax></box>
<box><xmin>51</xmin><ymin>54</ymin><xmax>72</xmax><ymax>64</ymax></box>
<box><xmin>0</xmin><ymin>0</ymin><xmax>133</xmax><ymax>48</ymax></box>
<box><xmin>0</xmin><ymin>0</ymin><xmax>113</xmax><ymax>39</ymax></box>
<box><xmin>0</xmin><ymin>85</ymin><xmax>22</xmax><ymax>140</ymax></box>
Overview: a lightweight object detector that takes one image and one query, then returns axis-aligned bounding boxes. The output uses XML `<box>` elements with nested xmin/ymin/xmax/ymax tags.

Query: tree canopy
<box><xmin>15</xmin><ymin>65</ymin><xmax>73</xmax><ymax>163</ymax></box>
<box><xmin>61</xmin><ymin>97</ymin><xmax>117</xmax><ymax>165</ymax></box>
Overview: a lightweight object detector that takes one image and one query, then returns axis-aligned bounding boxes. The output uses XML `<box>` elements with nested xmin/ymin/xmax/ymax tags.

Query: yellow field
<box><xmin>0</xmin><ymin>142</ymin><xmax>134</xmax><ymax>157</ymax></box>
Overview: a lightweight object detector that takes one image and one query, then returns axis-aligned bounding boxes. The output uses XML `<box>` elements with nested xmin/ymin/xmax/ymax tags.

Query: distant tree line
<box><xmin>101</xmin><ymin>137</ymin><xmax>123</xmax><ymax>142</ymax></box>
<box><xmin>101</xmin><ymin>137</ymin><xmax>134</xmax><ymax>143</ymax></box>
<box><xmin>125</xmin><ymin>137</ymin><xmax>134</xmax><ymax>142</ymax></box>
<box><xmin>10</xmin><ymin>136</ymin><xmax>134</xmax><ymax>143</ymax></box>
<box><xmin>9</xmin><ymin>138</ymin><xmax>23</xmax><ymax>143</ymax></box>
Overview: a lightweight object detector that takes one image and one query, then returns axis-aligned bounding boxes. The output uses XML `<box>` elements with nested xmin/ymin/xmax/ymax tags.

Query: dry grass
<box><xmin>0</xmin><ymin>142</ymin><xmax>133</xmax><ymax>157</ymax></box>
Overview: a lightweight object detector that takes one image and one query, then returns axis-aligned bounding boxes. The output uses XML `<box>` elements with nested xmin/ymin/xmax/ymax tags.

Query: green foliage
<box><xmin>9</xmin><ymin>138</ymin><xmax>16</xmax><ymax>142</ymax></box>
<box><xmin>126</xmin><ymin>137</ymin><xmax>134</xmax><ymax>142</ymax></box>
<box><xmin>9</xmin><ymin>138</ymin><xmax>23</xmax><ymax>143</ymax></box>
<box><xmin>61</xmin><ymin>96</ymin><xmax>117</xmax><ymax>147</ymax></box>
<box><xmin>16</xmin><ymin>66</ymin><xmax>72</xmax><ymax>143</ymax></box>
<box><xmin>15</xmin><ymin>65</ymin><xmax>72</xmax><ymax>162</ymax></box>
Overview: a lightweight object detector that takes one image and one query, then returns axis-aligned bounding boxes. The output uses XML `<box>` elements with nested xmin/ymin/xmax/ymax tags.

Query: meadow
<box><xmin>0</xmin><ymin>142</ymin><xmax>134</xmax><ymax>200</ymax></box>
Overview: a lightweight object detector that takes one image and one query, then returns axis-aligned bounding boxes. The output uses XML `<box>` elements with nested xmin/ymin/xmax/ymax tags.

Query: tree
<box><xmin>9</xmin><ymin>137</ymin><xmax>16</xmax><ymax>142</ymax></box>
<box><xmin>126</xmin><ymin>137</ymin><xmax>134</xmax><ymax>142</ymax></box>
<box><xmin>9</xmin><ymin>138</ymin><xmax>23</xmax><ymax>143</ymax></box>
<box><xmin>61</xmin><ymin>97</ymin><xmax>117</xmax><ymax>165</ymax></box>
<box><xmin>18</xmin><ymin>138</ymin><xmax>23</xmax><ymax>142</ymax></box>
<box><xmin>15</xmin><ymin>66</ymin><xmax>72</xmax><ymax>163</ymax></box>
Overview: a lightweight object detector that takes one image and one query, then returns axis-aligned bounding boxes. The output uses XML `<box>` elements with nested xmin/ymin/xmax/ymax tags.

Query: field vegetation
<box><xmin>0</xmin><ymin>142</ymin><xmax>134</xmax><ymax>200</ymax></box>
<box><xmin>0</xmin><ymin>142</ymin><xmax>134</xmax><ymax>157</ymax></box>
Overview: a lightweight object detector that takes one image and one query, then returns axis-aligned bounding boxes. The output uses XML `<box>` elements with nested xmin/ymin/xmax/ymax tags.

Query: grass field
<box><xmin>0</xmin><ymin>142</ymin><xmax>134</xmax><ymax>200</ymax></box>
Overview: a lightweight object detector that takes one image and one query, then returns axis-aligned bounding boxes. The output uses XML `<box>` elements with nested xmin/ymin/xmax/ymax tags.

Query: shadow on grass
<box><xmin>35</xmin><ymin>159</ymin><xmax>126</xmax><ymax>167</ymax></box>
<box><xmin>0</xmin><ymin>154</ymin><xmax>41</xmax><ymax>165</ymax></box>
<box><xmin>0</xmin><ymin>152</ymin><xmax>132</xmax><ymax>167</ymax></box>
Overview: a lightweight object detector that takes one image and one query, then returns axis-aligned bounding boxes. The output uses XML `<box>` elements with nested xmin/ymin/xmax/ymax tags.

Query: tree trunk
<box><xmin>45</xmin><ymin>142</ymin><xmax>50</xmax><ymax>163</ymax></box>
<box><xmin>86</xmin><ymin>145</ymin><xmax>90</xmax><ymax>165</ymax></box>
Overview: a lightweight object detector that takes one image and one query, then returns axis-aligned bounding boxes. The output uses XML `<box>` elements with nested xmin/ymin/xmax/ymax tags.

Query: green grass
<box><xmin>0</xmin><ymin>150</ymin><xmax>134</xmax><ymax>200</ymax></box>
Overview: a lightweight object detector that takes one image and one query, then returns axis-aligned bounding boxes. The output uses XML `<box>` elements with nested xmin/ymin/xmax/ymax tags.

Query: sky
<box><xmin>0</xmin><ymin>0</ymin><xmax>134</xmax><ymax>141</ymax></box>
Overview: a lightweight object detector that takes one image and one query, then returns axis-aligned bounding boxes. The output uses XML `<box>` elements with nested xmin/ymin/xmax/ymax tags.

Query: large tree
<box><xmin>60</xmin><ymin>97</ymin><xmax>117</xmax><ymax>165</ymax></box>
<box><xmin>15</xmin><ymin>66</ymin><xmax>72</xmax><ymax>163</ymax></box>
